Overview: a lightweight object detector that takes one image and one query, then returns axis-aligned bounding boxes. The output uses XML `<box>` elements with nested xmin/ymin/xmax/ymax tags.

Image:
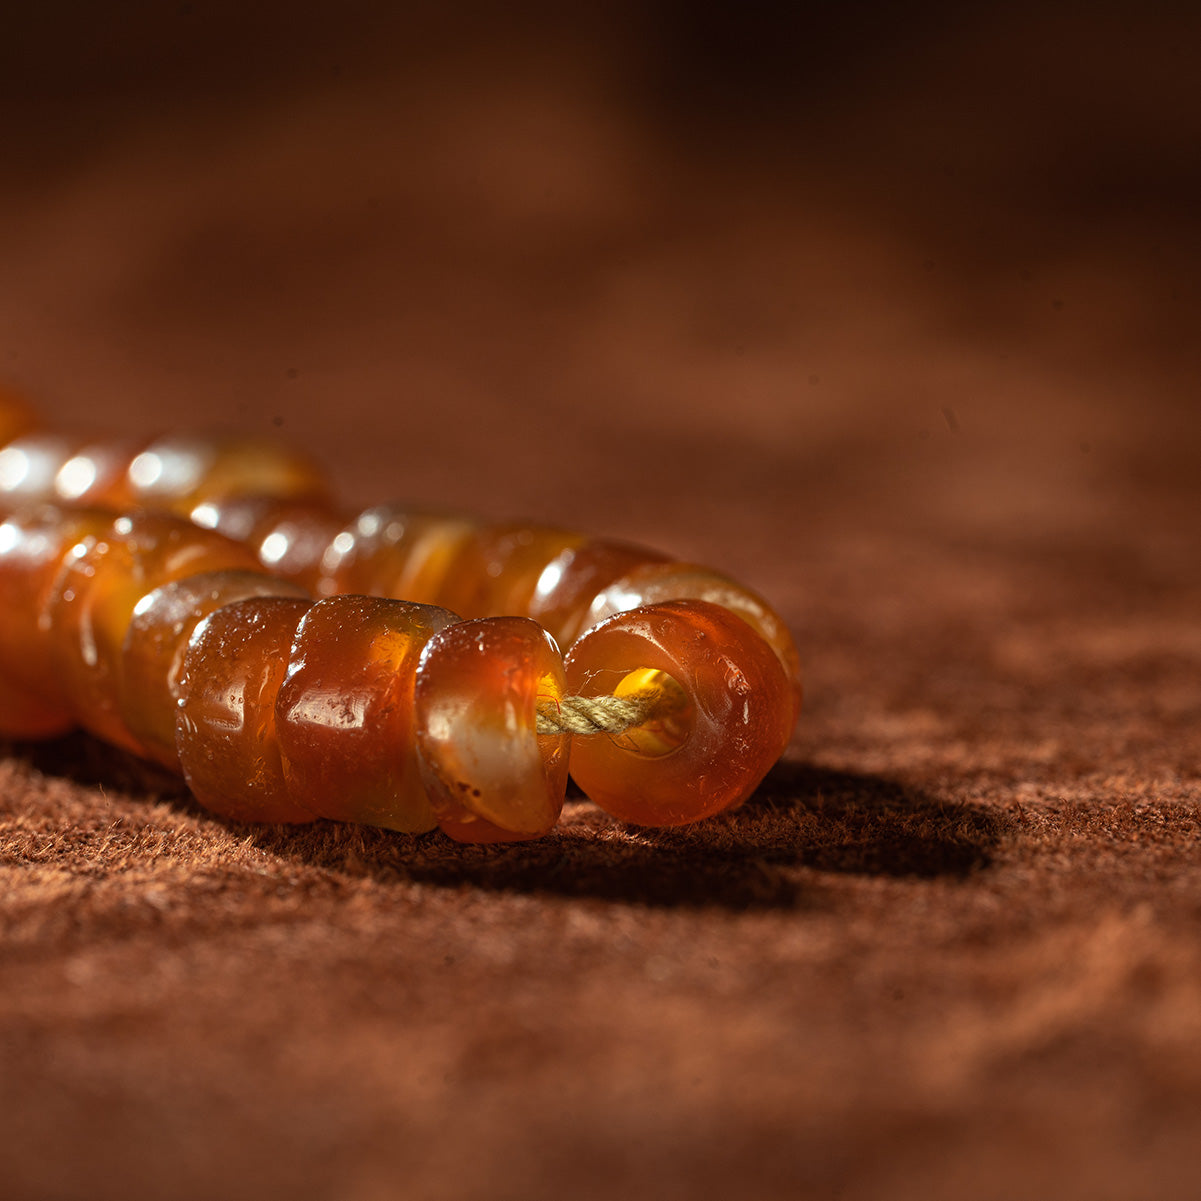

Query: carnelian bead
<box><xmin>276</xmin><ymin>596</ymin><xmax>457</xmax><ymax>832</ymax></box>
<box><xmin>0</xmin><ymin>503</ymin><xmax>106</xmax><ymax>735</ymax></box>
<box><xmin>316</xmin><ymin>507</ymin><xmax>478</xmax><ymax>603</ymax></box>
<box><xmin>119</xmin><ymin>570</ymin><xmax>309</xmax><ymax>768</ymax></box>
<box><xmin>563</xmin><ymin>600</ymin><xmax>796</xmax><ymax>826</ymax></box>
<box><xmin>584</xmin><ymin>562</ymin><xmax>802</xmax><ymax>717</ymax></box>
<box><xmin>414</xmin><ymin>616</ymin><xmax>569</xmax><ymax>842</ymax></box>
<box><xmin>0</xmin><ymin>432</ymin><xmax>155</xmax><ymax>510</ymax></box>
<box><xmin>53</xmin><ymin>437</ymin><xmax>150</xmax><ymax>508</ymax></box>
<box><xmin>0</xmin><ymin>505</ymin><xmax>114</xmax><ymax>714</ymax></box>
<box><xmin>46</xmin><ymin>511</ymin><xmax>260</xmax><ymax>751</ymax></box>
<box><xmin>176</xmin><ymin>597</ymin><xmax>314</xmax><ymax>824</ymax></box>
<box><xmin>0</xmin><ymin>434</ymin><xmax>76</xmax><ymax>502</ymax></box>
<box><xmin>125</xmin><ymin>433</ymin><xmax>328</xmax><ymax>511</ymax></box>
<box><xmin>525</xmin><ymin>538</ymin><xmax>669</xmax><ymax>648</ymax></box>
<box><xmin>432</xmin><ymin>525</ymin><xmax>585</xmax><ymax>620</ymax></box>
<box><xmin>189</xmin><ymin>494</ymin><xmax>348</xmax><ymax>591</ymax></box>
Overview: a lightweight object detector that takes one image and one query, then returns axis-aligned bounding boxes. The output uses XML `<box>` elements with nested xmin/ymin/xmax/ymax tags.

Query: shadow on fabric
<box><xmin>251</xmin><ymin>760</ymin><xmax>1012</xmax><ymax>911</ymax></box>
<box><xmin>13</xmin><ymin>735</ymin><xmax>1010</xmax><ymax>911</ymax></box>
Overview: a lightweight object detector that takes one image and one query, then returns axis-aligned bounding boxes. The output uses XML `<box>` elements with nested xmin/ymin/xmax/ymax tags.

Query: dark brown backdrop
<box><xmin>2</xmin><ymin>4</ymin><xmax>1199</xmax><ymax>1199</ymax></box>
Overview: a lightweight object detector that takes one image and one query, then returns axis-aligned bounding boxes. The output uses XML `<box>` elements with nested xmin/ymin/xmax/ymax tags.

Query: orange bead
<box><xmin>563</xmin><ymin>600</ymin><xmax>796</xmax><ymax>826</ymax></box>
<box><xmin>0</xmin><ymin>434</ymin><xmax>81</xmax><ymax>504</ymax></box>
<box><xmin>317</xmin><ymin>506</ymin><xmax>479</xmax><ymax>603</ymax></box>
<box><xmin>431</xmin><ymin>525</ymin><xmax>585</xmax><ymax>619</ymax></box>
<box><xmin>525</xmin><ymin>538</ymin><xmax>669</xmax><ymax>647</ymax></box>
<box><xmin>0</xmin><ymin>506</ymin><xmax>114</xmax><ymax>719</ymax></box>
<box><xmin>414</xmin><ymin>616</ymin><xmax>569</xmax><ymax>842</ymax></box>
<box><xmin>189</xmin><ymin>494</ymin><xmax>348</xmax><ymax>591</ymax></box>
<box><xmin>175</xmin><ymin>597</ymin><xmax>315</xmax><ymax>824</ymax></box>
<box><xmin>119</xmin><ymin>570</ymin><xmax>309</xmax><ymax>768</ymax></box>
<box><xmin>0</xmin><ymin>432</ymin><xmax>153</xmax><ymax>509</ymax></box>
<box><xmin>583</xmin><ymin>562</ymin><xmax>802</xmax><ymax>717</ymax></box>
<box><xmin>46</xmin><ymin>511</ymin><xmax>261</xmax><ymax>751</ymax></box>
<box><xmin>53</xmin><ymin>437</ymin><xmax>150</xmax><ymax>508</ymax></box>
<box><xmin>125</xmin><ymin>433</ymin><xmax>329</xmax><ymax>512</ymax></box>
<box><xmin>276</xmin><ymin>596</ymin><xmax>457</xmax><ymax>831</ymax></box>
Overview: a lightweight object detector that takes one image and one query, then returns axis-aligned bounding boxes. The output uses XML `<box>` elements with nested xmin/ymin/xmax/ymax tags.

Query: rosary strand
<box><xmin>0</xmin><ymin>389</ymin><xmax>801</xmax><ymax>839</ymax></box>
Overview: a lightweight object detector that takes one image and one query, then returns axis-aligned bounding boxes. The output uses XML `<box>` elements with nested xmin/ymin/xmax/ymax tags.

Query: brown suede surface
<box><xmin>2</xmin><ymin>6</ymin><xmax>1199</xmax><ymax>1199</ymax></box>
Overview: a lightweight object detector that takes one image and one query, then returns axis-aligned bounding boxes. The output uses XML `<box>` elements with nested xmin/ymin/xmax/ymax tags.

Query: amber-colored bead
<box><xmin>276</xmin><ymin>595</ymin><xmax>457</xmax><ymax>831</ymax></box>
<box><xmin>316</xmin><ymin>506</ymin><xmax>479</xmax><ymax>604</ymax></box>
<box><xmin>563</xmin><ymin>600</ymin><xmax>796</xmax><ymax>826</ymax></box>
<box><xmin>53</xmin><ymin>437</ymin><xmax>150</xmax><ymax>508</ymax></box>
<box><xmin>125</xmin><ymin>433</ymin><xmax>329</xmax><ymax>512</ymax></box>
<box><xmin>0</xmin><ymin>434</ymin><xmax>80</xmax><ymax>503</ymax></box>
<box><xmin>176</xmin><ymin>597</ymin><xmax>315</xmax><ymax>824</ymax></box>
<box><xmin>46</xmin><ymin>511</ymin><xmax>260</xmax><ymax>751</ymax></box>
<box><xmin>526</xmin><ymin>538</ymin><xmax>670</xmax><ymax>648</ymax></box>
<box><xmin>189</xmin><ymin>494</ymin><xmax>348</xmax><ymax>591</ymax></box>
<box><xmin>119</xmin><ymin>570</ymin><xmax>309</xmax><ymax>768</ymax></box>
<box><xmin>0</xmin><ymin>505</ymin><xmax>114</xmax><ymax>718</ymax></box>
<box><xmin>414</xmin><ymin>616</ymin><xmax>569</xmax><ymax>842</ymax></box>
<box><xmin>584</xmin><ymin>562</ymin><xmax>802</xmax><ymax>717</ymax></box>
<box><xmin>0</xmin><ymin>432</ymin><xmax>151</xmax><ymax>509</ymax></box>
<box><xmin>431</xmin><ymin>525</ymin><xmax>585</xmax><ymax>620</ymax></box>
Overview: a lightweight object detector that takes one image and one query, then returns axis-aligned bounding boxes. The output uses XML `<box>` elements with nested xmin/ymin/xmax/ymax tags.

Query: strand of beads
<box><xmin>0</xmin><ymin>399</ymin><xmax>797</xmax><ymax>673</ymax></box>
<box><xmin>0</xmin><ymin>504</ymin><xmax>569</xmax><ymax>841</ymax></box>
<box><xmin>0</xmin><ymin>392</ymin><xmax>801</xmax><ymax>830</ymax></box>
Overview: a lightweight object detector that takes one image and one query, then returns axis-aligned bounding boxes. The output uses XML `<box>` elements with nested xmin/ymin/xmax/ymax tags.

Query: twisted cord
<box><xmin>536</xmin><ymin>689</ymin><xmax>666</xmax><ymax>736</ymax></box>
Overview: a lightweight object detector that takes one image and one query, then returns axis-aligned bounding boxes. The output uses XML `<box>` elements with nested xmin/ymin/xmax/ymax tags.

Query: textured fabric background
<box><xmin>2</xmin><ymin>5</ymin><xmax>1199</xmax><ymax>1199</ymax></box>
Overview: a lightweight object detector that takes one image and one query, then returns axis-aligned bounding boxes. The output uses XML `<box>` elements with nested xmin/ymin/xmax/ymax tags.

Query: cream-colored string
<box><xmin>535</xmin><ymin>688</ymin><xmax>668</xmax><ymax>736</ymax></box>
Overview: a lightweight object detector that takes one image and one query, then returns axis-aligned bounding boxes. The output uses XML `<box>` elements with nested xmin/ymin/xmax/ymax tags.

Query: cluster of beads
<box><xmin>0</xmin><ymin>387</ymin><xmax>801</xmax><ymax>840</ymax></box>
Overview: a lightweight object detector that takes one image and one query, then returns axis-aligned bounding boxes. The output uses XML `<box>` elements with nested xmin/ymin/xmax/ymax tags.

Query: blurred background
<box><xmin>2</xmin><ymin>0</ymin><xmax>1196</xmax><ymax>556</ymax></box>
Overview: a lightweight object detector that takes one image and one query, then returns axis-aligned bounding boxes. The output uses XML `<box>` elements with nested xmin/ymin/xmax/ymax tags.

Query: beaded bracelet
<box><xmin>0</xmin><ymin>389</ymin><xmax>801</xmax><ymax>841</ymax></box>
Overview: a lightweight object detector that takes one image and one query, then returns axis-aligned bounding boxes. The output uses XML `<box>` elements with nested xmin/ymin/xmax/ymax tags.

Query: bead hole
<box><xmin>611</xmin><ymin>668</ymin><xmax>692</xmax><ymax>758</ymax></box>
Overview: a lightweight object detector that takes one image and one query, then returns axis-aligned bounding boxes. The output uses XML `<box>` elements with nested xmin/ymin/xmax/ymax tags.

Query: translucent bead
<box><xmin>125</xmin><ymin>433</ymin><xmax>328</xmax><ymax>512</ymax></box>
<box><xmin>189</xmin><ymin>494</ymin><xmax>348</xmax><ymax>591</ymax></box>
<box><xmin>176</xmin><ymin>597</ymin><xmax>315</xmax><ymax>824</ymax></box>
<box><xmin>119</xmin><ymin>570</ymin><xmax>309</xmax><ymax>768</ymax></box>
<box><xmin>0</xmin><ymin>502</ymin><xmax>116</xmax><ymax>736</ymax></box>
<box><xmin>0</xmin><ymin>506</ymin><xmax>114</xmax><ymax>720</ymax></box>
<box><xmin>0</xmin><ymin>434</ymin><xmax>81</xmax><ymax>503</ymax></box>
<box><xmin>0</xmin><ymin>433</ymin><xmax>155</xmax><ymax>508</ymax></box>
<box><xmin>414</xmin><ymin>616</ymin><xmax>569</xmax><ymax>842</ymax></box>
<box><xmin>276</xmin><ymin>595</ymin><xmax>457</xmax><ymax>832</ymax></box>
<box><xmin>563</xmin><ymin>600</ymin><xmax>796</xmax><ymax>826</ymax></box>
<box><xmin>526</xmin><ymin>539</ymin><xmax>669</xmax><ymax>648</ymax></box>
<box><xmin>432</xmin><ymin>525</ymin><xmax>584</xmax><ymax>620</ymax></box>
<box><xmin>583</xmin><ymin>562</ymin><xmax>802</xmax><ymax>716</ymax></box>
<box><xmin>46</xmin><ymin>511</ymin><xmax>261</xmax><ymax>751</ymax></box>
<box><xmin>317</xmin><ymin>506</ymin><xmax>478</xmax><ymax>604</ymax></box>
<box><xmin>53</xmin><ymin>437</ymin><xmax>150</xmax><ymax>508</ymax></box>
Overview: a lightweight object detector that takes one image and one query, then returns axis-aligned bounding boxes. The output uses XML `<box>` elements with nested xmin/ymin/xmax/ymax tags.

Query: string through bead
<box><xmin>535</xmin><ymin>686</ymin><xmax>670</xmax><ymax>737</ymax></box>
